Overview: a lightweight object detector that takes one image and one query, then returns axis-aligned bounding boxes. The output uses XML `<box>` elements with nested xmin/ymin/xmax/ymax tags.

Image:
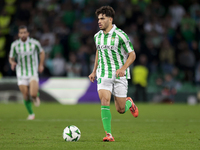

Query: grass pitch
<box><xmin>0</xmin><ymin>103</ymin><xmax>200</xmax><ymax>150</ymax></box>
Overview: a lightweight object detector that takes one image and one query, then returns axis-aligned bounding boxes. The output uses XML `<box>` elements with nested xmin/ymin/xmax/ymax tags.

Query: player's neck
<box><xmin>20</xmin><ymin>37</ymin><xmax>29</xmax><ymax>43</ymax></box>
<box><xmin>103</xmin><ymin>24</ymin><xmax>113</xmax><ymax>35</ymax></box>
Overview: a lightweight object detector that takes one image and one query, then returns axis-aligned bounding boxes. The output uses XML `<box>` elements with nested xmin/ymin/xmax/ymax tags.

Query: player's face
<box><xmin>98</xmin><ymin>14</ymin><xmax>112</xmax><ymax>31</ymax></box>
<box><xmin>18</xmin><ymin>28</ymin><xmax>29</xmax><ymax>42</ymax></box>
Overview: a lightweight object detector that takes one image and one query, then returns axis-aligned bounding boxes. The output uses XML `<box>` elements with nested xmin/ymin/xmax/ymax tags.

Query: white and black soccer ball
<box><xmin>63</xmin><ymin>125</ymin><xmax>81</xmax><ymax>142</ymax></box>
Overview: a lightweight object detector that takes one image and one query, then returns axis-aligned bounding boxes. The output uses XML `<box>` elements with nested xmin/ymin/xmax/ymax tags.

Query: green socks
<box><xmin>24</xmin><ymin>100</ymin><xmax>33</xmax><ymax>114</ymax></box>
<box><xmin>101</xmin><ymin>106</ymin><xmax>112</xmax><ymax>134</ymax></box>
<box><xmin>125</xmin><ymin>100</ymin><xmax>132</xmax><ymax>113</ymax></box>
<box><xmin>101</xmin><ymin>101</ymin><xmax>132</xmax><ymax>134</ymax></box>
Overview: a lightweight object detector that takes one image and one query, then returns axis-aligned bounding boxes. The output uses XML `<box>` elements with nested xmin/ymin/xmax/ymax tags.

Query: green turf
<box><xmin>0</xmin><ymin>103</ymin><xmax>200</xmax><ymax>150</ymax></box>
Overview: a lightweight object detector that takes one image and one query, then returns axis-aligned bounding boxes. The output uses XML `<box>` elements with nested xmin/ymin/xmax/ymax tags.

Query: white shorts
<box><xmin>97</xmin><ymin>77</ymin><xmax>128</xmax><ymax>97</ymax></box>
<box><xmin>17</xmin><ymin>76</ymin><xmax>39</xmax><ymax>86</ymax></box>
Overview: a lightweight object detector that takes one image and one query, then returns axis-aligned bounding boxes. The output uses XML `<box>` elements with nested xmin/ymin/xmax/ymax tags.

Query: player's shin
<box><xmin>32</xmin><ymin>96</ymin><xmax>40</xmax><ymax>107</ymax></box>
<box><xmin>124</xmin><ymin>100</ymin><xmax>132</xmax><ymax>113</ymax></box>
<box><xmin>23</xmin><ymin>99</ymin><xmax>33</xmax><ymax>114</ymax></box>
<box><xmin>101</xmin><ymin>106</ymin><xmax>112</xmax><ymax>134</ymax></box>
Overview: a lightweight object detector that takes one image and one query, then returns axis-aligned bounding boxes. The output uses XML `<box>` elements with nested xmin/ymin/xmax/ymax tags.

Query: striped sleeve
<box><xmin>9</xmin><ymin>42</ymin><xmax>16</xmax><ymax>58</ymax></box>
<box><xmin>94</xmin><ymin>32</ymin><xmax>99</xmax><ymax>38</ymax></box>
<box><xmin>33</xmin><ymin>39</ymin><xmax>43</xmax><ymax>53</ymax></box>
<box><xmin>94</xmin><ymin>32</ymin><xmax>100</xmax><ymax>45</ymax></box>
<box><xmin>116</xmin><ymin>30</ymin><xmax>134</xmax><ymax>53</ymax></box>
<box><xmin>94</xmin><ymin>34</ymin><xmax>98</xmax><ymax>43</ymax></box>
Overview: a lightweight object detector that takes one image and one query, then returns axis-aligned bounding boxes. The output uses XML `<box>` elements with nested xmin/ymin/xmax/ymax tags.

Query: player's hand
<box><xmin>11</xmin><ymin>61</ymin><xmax>17</xmax><ymax>71</ymax></box>
<box><xmin>38</xmin><ymin>64</ymin><xmax>44</xmax><ymax>73</ymax></box>
<box><xmin>88</xmin><ymin>72</ymin><xmax>96</xmax><ymax>83</ymax></box>
<box><xmin>116</xmin><ymin>68</ymin><xmax>125</xmax><ymax>77</ymax></box>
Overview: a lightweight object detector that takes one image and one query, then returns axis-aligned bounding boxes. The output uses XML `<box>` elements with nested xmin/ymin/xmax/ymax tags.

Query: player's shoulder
<box><xmin>11</xmin><ymin>39</ymin><xmax>20</xmax><ymax>47</ymax></box>
<box><xmin>115</xmin><ymin>28</ymin><xmax>130</xmax><ymax>41</ymax></box>
<box><xmin>94</xmin><ymin>30</ymin><xmax>102</xmax><ymax>38</ymax></box>
<box><xmin>29</xmin><ymin>37</ymin><xmax>41</xmax><ymax>45</ymax></box>
<box><xmin>115</xmin><ymin>28</ymin><xmax>127</xmax><ymax>36</ymax></box>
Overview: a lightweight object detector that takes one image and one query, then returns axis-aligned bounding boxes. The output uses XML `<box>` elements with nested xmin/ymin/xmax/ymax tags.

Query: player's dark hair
<box><xmin>95</xmin><ymin>6</ymin><xmax>115</xmax><ymax>19</ymax></box>
<box><xmin>18</xmin><ymin>25</ymin><xmax>28</xmax><ymax>31</ymax></box>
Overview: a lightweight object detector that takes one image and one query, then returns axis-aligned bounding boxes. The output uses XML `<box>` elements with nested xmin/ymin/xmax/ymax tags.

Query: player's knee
<box><xmin>22</xmin><ymin>93</ymin><xmax>29</xmax><ymax>100</ymax></box>
<box><xmin>117</xmin><ymin>107</ymin><xmax>125</xmax><ymax>114</ymax></box>
<box><xmin>101</xmin><ymin>97</ymin><xmax>110</xmax><ymax>106</ymax></box>
<box><xmin>23</xmin><ymin>96</ymin><xmax>29</xmax><ymax>101</ymax></box>
<box><xmin>30</xmin><ymin>93</ymin><xmax>37</xmax><ymax>99</ymax></box>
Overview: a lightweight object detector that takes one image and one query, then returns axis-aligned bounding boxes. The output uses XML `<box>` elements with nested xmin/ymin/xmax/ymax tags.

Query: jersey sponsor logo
<box><xmin>96</xmin><ymin>45</ymin><xmax>117</xmax><ymax>51</ymax></box>
<box><xmin>17</xmin><ymin>51</ymin><xmax>34</xmax><ymax>55</ymax></box>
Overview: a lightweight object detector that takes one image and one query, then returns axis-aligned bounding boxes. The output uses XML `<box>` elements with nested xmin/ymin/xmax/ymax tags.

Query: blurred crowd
<box><xmin>0</xmin><ymin>0</ymin><xmax>200</xmax><ymax>90</ymax></box>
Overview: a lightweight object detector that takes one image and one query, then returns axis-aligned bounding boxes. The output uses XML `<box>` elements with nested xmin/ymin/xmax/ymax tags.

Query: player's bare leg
<box><xmin>98</xmin><ymin>89</ymin><xmax>111</xmax><ymax>106</ymax></box>
<box><xmin>19</xmin><ymin>85</ymin><xmax>35</xmax><ymax>120</ymax></box>
<box><xmin>114</xmin><ymin>96</ymin><xmax>138</xmax><ymax>117</ymax></box>
<box><xmin>19</xmin><ymin>85</ymin><xmax>29</xmax><ymax>100</ymax></box>
<box><xmin>29</xmin><ymin>79</ymin><xmax>40</xmax><ymax>107</ymax></box>
<box><xmin>114</xmin><ymin>97</ymin><xmax>126</xmax><ymax>114</ymax></box>
<box><xmin>98</xmin><ymin>89</ymin><xmax>115</xmax><ymax>141</ymax></box>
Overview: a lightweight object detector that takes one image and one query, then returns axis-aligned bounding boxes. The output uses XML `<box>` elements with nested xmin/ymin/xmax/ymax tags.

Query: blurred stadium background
<box><xmin>0</xmin><ymin>0</ymin><xmax>200</xmax><ymax>104</ymax></box>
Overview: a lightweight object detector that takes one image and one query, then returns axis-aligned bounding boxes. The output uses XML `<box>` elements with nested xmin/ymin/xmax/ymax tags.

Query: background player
<box><xmin>89</xmin><ymin>6</ymin><xmax>139</xmax><ymax>142</ymax></box>
<box><xmin>9</xmin><ymin>25</ymin><xmax>45</xmax><ymax>120</ymax></box>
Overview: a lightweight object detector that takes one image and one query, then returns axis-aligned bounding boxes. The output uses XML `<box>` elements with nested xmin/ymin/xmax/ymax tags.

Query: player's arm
<box><xmin>92</xmin><ymin>50</ymin><xmax>99</xmax><ymax>73</ymax></box>
<box><xmin>9</xmin><ymin>43</ymin><xmax>17</xmax><ymax>71</ymax></box>
<box><xmin>9</xmin><ymin>57</ymin><xmax>17</xmax><ymax>71</ymax></box>
<box><xmin>116</xmin><ymin>35</ymin><xmax>136</xmax><ymax>77</ymax></box>
<box><xmin>116</xmin><ymin>51</ymin><xmax>136</xmax><ymax>77</ymax></box>
<box><xmin>38</xmin><ymin>50</ymin><xmax>45</xmax><ymax>73</ymax></box>
<box><xmin>122</xmin><ymin>51</ymin><xmax>136</xmax><ymax>71</ymax></box>
<box><xmin>89</xmin><ymin>50</ymin><xmax>98</xmax><ymax>83</ymax></box>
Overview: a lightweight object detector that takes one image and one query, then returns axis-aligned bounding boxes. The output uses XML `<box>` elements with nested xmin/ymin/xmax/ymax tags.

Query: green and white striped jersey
<box><xmin>94</xmin><ymin>24</ymin><xmax>134</xmax><ymax>79</ymax></box>
<box><xmin>9</xmin><ymin>37</ymin><xmax>43</xmax><ymax>78</ymax></box>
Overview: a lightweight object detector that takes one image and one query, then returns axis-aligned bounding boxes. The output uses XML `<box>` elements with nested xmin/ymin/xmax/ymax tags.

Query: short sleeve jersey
<box><xmin>9</xmin><ymin>37</ymin><xmax>43</xmax><ymax>78</ymax></box>
<box><xmin>94</xmin><ymin>25</ymin><xmax>134</xmax><ymax>79</ymax></box>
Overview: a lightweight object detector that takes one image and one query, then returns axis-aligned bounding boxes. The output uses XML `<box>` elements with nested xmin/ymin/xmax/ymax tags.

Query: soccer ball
<box><xmin>63</xmin><ymin>125</ymin><xmax>81</xmax><ymax>142</ymax></box>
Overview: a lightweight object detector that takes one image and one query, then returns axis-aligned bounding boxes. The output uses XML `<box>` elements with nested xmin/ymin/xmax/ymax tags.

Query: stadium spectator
<box><xmin>52</xmin><ymin>52</ymin><xmax>66</xmax><ymax>76</ymax></box>
<box><xmin>169</xmin><ymin>1</ymin><xmax>186</xmax><ymax>28</ymax></box>
<box><xmin>159</xmin><ymin>38</ymin><xmax>175</xmax><ymax>74</ymax></box>
<box><xmin>177</xmin><ymin>42</ymin><xmax>196</xmax><ymax>81</ymax></box>
<box><xmin>40</xmin><ymin>24</ymin><xmax>55</xmax><ymax>54</ymax></box>
<box><xmin>189</xmin><ymin>0</ymin><xmax>200</xmax><ymax>20</ymax></box>
<box><xmin>132</xmin><ymin>54</ymin><xmax>149</xmax><ymax>102</ymax></box>
<box><xmin>144</xmin><ymin>40</ymin><xmax>159</xmax><ymax>73</ymax></box>
<box><xmin>153</xmin><ymin>73</ymin><xmax>179</xmax><ymax>103</ymax></box>
<box><xmin>151</xmin><ymin>0</ymin><xmax>165</xmax><ymax>17</ymax></box>
<box><xmin>144</xmin><ymin>16</ymin><xmax>164</xmax><ymax>34</ymax></box>
<box><xmin>61</xmin><ymin>2</ymin><xmax>76</xmax><ymax>29</ymax></box>
<box><xmin>171</xmin><ymin>67</ymin><xmax>185</xmax><ymax>83</ymax></box>
<box><xmin>77</xmin><ymin>44</ymin><xmax>90</xmax><ymax>76</ymax></box>
<box><xmin>66</xmin><ymin>52</ymin><xmax>81</xmax><ymax>77</ymax></box>
<box><xmin>180</xmin><ymin>13</ymin><xmax>197</xmax><ymax>42</ymax></box>
<box><xmin>50</xmin><ymin>35</ymin><xmax>64</xmax><ymax>59</ymax></box>
<box><xmin>68</xmin><ymin>26</ymin><xmax>82</xmax><ymax>52</ymax></box>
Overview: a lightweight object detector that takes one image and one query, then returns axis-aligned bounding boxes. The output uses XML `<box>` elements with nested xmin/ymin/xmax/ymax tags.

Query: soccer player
<box><xmin>9</xmin><ymin>25</ymin><xmax>45</xmax><ymax>120</ymax></box>
<box><xmin>89</xmin><ymin>6</ymin><xmax>139</xmax><ymax>142</ymax></box>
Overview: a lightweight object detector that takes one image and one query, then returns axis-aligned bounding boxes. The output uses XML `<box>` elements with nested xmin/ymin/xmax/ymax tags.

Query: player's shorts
<box><xmin>97</xmin><ymin>77</ymin><xmax>128</xmax><ymax>97</ymax></box>
<box><xmin>17</xmin><ymin>76</ymin><xmax>39</xmax><ymax>86</ymax></box>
